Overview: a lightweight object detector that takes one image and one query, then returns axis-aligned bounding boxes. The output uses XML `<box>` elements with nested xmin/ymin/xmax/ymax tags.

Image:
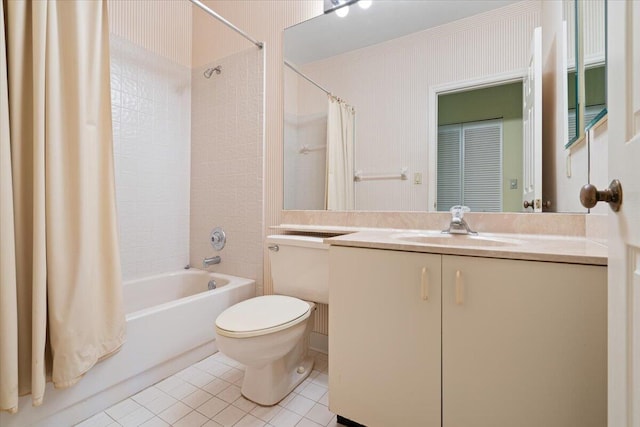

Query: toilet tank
<box><xmin>267</xmin><ymin>235</ymin><xmax>329</xmax><ymax>304</ymax></box>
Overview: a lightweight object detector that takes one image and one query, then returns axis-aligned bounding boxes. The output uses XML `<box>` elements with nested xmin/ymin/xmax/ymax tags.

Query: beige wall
<box><xmin>108</xmin><ymin>0</ymin><xmax>192</xmax><ymax>67</ymax></box>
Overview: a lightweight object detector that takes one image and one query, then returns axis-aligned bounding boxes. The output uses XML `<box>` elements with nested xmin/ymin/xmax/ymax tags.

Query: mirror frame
<box><xmin>566</xmin><ymin>0</ymin><xmax>607</xmax><ymax>147</ymax></box>
<box><xmin>583</xmin><ymin>0</ymin><xmax>607</xmax><ymax>132</ymax></box>
<box><xmin>565</xmin><ymin>0</ymin><xmax>581</xmax><ymax>148</ymax></box>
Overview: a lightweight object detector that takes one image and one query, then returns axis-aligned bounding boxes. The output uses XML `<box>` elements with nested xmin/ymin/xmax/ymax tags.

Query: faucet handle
<box><xmin>450</xmin><ymin>205</ymin><xmax>470</xmax><ymax>219</ymax></box>
<box><xmin>210</xmin><ymin>227</ymin><xmax>226</xmax><ymax>251</ymax></box>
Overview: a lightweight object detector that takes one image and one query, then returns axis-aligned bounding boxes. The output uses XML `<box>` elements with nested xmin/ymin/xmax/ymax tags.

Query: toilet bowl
<box><xmin>214</xmin><ymin>235</ymin><xmax>329</xmax><ymax>406</ymax></box>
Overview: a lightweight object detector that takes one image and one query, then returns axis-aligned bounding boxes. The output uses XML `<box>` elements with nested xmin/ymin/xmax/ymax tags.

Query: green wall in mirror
<box><xmin>438</xmin><ymin>83</ymin><xmax>523</xmax><ymax>213</ymax></box>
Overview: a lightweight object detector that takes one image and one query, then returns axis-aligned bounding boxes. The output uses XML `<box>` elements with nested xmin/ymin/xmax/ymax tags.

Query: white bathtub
<box><xmin>0</xmin><ymin>270</ymin><xmax>255</xmax><ymax>427</ymax></box>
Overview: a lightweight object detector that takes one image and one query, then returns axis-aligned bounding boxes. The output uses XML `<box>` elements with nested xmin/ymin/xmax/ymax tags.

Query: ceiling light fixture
<box><xmin>326</xmin><ymin>0</ymin><xmax>358</xmax><ymax>17</ymax></box>
<box><xmin>336</xmin><ymin>5</ymin><xmax>349</xmax><ymax>17</ymax></box>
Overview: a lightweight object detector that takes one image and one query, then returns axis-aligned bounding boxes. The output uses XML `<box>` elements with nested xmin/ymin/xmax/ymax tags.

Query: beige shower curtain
<box><xmin>325</xmin><ymin>96</ymin><xmax>355</xmax><ymax>210</ymax></box>
<box><xmin>0</xmin><ymin>0</ymin><xmax>125</xmax><ymax>413</ymax></box>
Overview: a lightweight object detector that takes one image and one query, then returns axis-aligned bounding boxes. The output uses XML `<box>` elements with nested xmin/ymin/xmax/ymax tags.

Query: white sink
<box><xmin>389</xmin><ymin>231</ymin><xmax>523</xmax><ymax>247</ymax></box>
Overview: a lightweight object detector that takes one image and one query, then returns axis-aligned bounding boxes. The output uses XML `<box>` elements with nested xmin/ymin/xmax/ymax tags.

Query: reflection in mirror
<box><xmin>437</xmin><ymin>83</ymin><xmax>522</xmax><ymax>212</ymax></box>
<box><xmin>565</xmin><ymin>0</ymin><xmax>606</xmax><ymax>146</ymax></box>
<box><xmin>584</xmin><ymin>66</ymin><xmax>606</xmax><ymax>128</ymax></box>
<box><xmin>567</xmin><ymin>0</ymin><xmax>607</xmax><ymax>146</ymax></box>
<box><xmin>284</xmin><ymin>0</ymin><xmax>586</xmax><ymax>213</ymax></box>
<box><xmin>564</xmin><ymin>0</ymin><xmax>579</xmax><ymax>145</ymax></box>
<box><xmin>283</xmin><ymin>62</ymin><xmax>329</xmax><ymax>210</ymax></box>
<box><xmin>582</xmin><ymin>0</ymin><xmax>606</xmax><ymax>130</ymax></box>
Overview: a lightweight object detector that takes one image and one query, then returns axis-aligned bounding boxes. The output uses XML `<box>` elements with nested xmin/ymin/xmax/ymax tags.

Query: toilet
<box><xmin>214</xmin><ymin>235</ymin><xmax>329</xmax><ymax>406</ymax></box>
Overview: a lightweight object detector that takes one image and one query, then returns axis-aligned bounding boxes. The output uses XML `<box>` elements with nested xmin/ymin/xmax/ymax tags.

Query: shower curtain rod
<box><xmin>284</xmin><ymin>60</ymin><xmax>332</xmax><ymax>96</ymax></box>
<box><xmin>188</xmin><ymin>0</ymin><xmax>263</xmax><ymax>49</ymax></box>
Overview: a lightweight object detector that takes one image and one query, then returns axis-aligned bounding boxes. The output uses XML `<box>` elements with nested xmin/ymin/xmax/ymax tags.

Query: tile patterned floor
<box><xmin>75</xmin><ymin>351</ymin><xmax>340</xmax><ymax>427</ymax></box>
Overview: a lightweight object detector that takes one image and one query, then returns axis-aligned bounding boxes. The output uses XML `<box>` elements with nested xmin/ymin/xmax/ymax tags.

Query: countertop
<box><xmin>271</xmin><ymin>224</ymin><xmax>382</xmax><ymax>234</ymax></box>
<box><xmin>325</xmin><ymin>229</ymin><xmax>608</xmax><ymax>266</ymax></box>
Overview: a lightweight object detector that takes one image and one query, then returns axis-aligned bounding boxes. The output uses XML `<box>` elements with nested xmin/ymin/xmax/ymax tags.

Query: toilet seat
<box><xmin>215</xmin><ymin>295</ymin><xmax>311</xmax><ymax>338</ymax></box>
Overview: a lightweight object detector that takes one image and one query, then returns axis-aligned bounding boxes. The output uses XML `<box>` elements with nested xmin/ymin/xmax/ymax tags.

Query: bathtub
<box><xmin>0</xmin><ymin>270</ymin><xmax>255</xmax><ymax>427</ymax></box>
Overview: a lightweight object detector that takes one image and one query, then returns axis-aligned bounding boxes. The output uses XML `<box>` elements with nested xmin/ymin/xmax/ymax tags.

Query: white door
<box><xmin>522</xmin><ymin>27</ymin><xmax>542</xmax><ymax>212</ymax></box>
<box><xmin>607</xmin><ymin>2</ymin><xmax>640</xmax><ymax>426</ymax></box>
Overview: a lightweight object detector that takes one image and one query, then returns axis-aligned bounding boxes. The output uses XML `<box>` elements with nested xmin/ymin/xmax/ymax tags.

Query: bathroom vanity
<box><xmin>326</xmin><ymin>231</ymin><xmax>607</xmax><ymax>427</ymax></box>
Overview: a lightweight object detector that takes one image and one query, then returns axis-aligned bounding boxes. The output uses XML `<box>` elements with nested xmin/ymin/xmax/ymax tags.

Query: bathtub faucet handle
<box><xmin>210</xmin><ymin>227</ymin><xmax>226</xmax><ymax>251</ymax></box>
<box><xmin>203</xmin><ymin>256</ymin><xmax>221</xmax><ymax>267</ymax></box>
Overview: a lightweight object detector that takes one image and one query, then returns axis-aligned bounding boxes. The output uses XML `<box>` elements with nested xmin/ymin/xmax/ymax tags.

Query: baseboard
<box><xmin>309</xmin><ymin>331</ymin><xmax>328</xmax><ymax>354</ymax></box>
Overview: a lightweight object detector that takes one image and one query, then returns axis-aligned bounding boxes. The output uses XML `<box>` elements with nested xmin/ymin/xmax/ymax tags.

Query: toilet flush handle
<box><xmin>268</xmin><ymin>244</ymin><xmax>279</xmax><ymax>252</ymax></box>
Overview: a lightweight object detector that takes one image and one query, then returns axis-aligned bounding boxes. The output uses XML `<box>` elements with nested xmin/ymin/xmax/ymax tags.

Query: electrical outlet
<box><xmin>414</xmin><ymin>173</ymin><xmax>422</xmax><ymax>184</ymax></box>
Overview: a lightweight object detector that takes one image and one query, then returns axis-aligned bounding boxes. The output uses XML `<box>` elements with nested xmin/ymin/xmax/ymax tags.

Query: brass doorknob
<box><xmin>580</xmin><ymin>179</ymin><xmax>623</xmax><ymax>211</ymax></box>
<box><xmin>524</xmin><ymin>200</ymin><xmax>551</xmax><ymax>210</ymax></box>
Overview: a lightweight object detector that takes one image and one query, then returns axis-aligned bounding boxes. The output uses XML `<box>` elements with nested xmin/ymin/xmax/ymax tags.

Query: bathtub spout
<box><xmin>203</xmin><ymin>256</ymin><xmax>221</xmax><ymax>267</ymax></box>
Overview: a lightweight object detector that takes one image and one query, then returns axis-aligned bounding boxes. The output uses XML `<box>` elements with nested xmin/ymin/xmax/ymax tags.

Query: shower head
<box><xmin>203</xmin><ymin>66</ymin><xmax>222</xmax><ymax>78</ymax></box>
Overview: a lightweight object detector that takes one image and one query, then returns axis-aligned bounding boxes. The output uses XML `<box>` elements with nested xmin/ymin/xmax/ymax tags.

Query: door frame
<box><xmin>427</xmin><ymin>70</ymin><xmax>525</xmax><ymax>211</ymax></box>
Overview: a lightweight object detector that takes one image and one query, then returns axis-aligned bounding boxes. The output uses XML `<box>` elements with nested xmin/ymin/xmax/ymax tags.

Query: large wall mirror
<box><xmin>283</xmin><ymin>0</ymin><xmax>601</xmax><ymax>213</ymax></box>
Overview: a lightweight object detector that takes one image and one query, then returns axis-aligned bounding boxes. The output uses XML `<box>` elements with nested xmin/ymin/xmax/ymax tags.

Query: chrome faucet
<box><xmin>442</xmin><ymin>206</ymin><xmax>477</xmax><ymax>235</ymax></box>
<box><xmin>203</xmin><ymin>256</ymin><xmax>221</xmax><ymax>267</ymax></box>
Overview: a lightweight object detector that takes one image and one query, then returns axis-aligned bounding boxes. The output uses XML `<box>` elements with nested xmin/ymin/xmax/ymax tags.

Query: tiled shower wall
<box><xmin>283</xmin><ymin>111</ymin><xmax>327</xmax><ymax>210</ymax></box>
<box><xmin>190</xmin><ymin>48</ymin><xmax>265</xmax><ymax>293</ymax></box>
<box><xmin>283</xmin><ymin>66</ymin><xmax>327</xmax><ymax>210</ymax></box>
<box><xmin>111</xmin><ymin>36</ymin><xmax>191</xmax><ymax>281</ymax></box>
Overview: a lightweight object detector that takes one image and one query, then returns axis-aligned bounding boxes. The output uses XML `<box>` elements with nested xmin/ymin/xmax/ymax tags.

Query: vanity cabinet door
<box><xmin>442</xmin><ymin>255</ymin><xmax>607</xmax><ymax>427</ymax></box>
<box><xmin>329</xmin><ymin>247</ymin><xmax>442</xmax><ymax>427</ymax></box>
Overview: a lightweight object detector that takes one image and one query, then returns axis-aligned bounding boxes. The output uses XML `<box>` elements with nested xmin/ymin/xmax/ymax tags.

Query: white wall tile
<box><xmin>111</xmin><ymin>35</ymin><xmax>191</xmax><ymax>281</ymax></box>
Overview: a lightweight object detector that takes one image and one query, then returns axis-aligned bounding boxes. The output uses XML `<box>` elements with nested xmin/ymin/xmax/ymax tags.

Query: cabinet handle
<box><xmin>421</xmin><ymin>267</ymin><xmax>429</xmax><ymax>301</ymax></box>
<box><xmin>455</xmin><ymin>270</ymin><xmax>464</xmax><ymax>305</ymax></box>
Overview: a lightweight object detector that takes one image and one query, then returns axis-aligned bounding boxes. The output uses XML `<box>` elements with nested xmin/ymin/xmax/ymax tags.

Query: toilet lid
<box><xmin>215</xmin><ymin>295</ymin><xmax>310</xmax><ymax>336</ymax></box>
